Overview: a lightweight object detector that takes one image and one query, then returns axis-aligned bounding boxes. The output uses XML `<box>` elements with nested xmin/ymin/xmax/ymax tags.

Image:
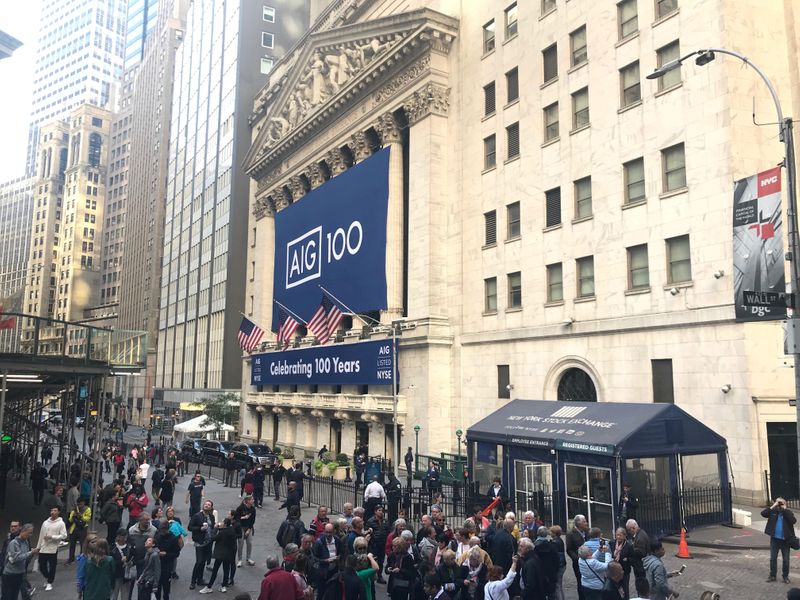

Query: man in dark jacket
<box><xmin>618</xmin><ymin>482</ymin><xmax>639</xmax><ymax>525</ymax></box>
<box><xmin>486</xmin><ymin>476</ymin><xmax>508</xmax><ymax>506</ymax></box>
<box><xmin>188</xmin><ymin>500</ymin><xmax>216</xmax><ymax>589</ymax></box>
<box><xmin>280</xmin><ymin>481</ymin><xmax>301</xmax><ymax>516</ymax></box>
<box><xmin>566</xmin><ymin>515</ymin><xmax>589</xmax><ymax>600</ymax></box>
<box><xmin>224</xmin><ymin>453</ymin><xmax>237</xmax><ymax>488</ymax></box>
<box><xmin>602</xmin><ymin>561</ymin><xmax>626</xmax><ymax>600</ymax></box>
<box><xmin>365</xmin><ymin>506</ymin><xmax>389</xmax><ymax>584</ymax></box>
<box><xmin>312</xmin><ymin>523</ymin><xmax>344</xmax><ymax>598</ymax></box>
<box><xmin>276</xmin><ymin>506</ymin><xmax>305</xmax><ymax>549</ymax></box>
<box><xmin>271</xmin><ymin>463</ymin><xmax>286</xmax><ymax>500</ymax></box>
<box><xmin>489</xmin><ymin>518</ymin><xmax>517</xmax><ymax>575</ymax></box>
<box><xmin>286</xmin><ymin>463</ymin><xmax>304</xmax><ymax>499</ymax></box>
<box><xmin>518</xmin><ymin>537</ymin><xmax>544</xmax><ymax>600</ymax></box>
<box><xmin>626</xmin><ymin>519</ymin><xmax>650</xmax><ymax>587</ymax></box>
<box><xmin>762</xmin><ymin>496</ymin><xmax>797</xmax><ymax>583</ymax></box>
<box><xmin>235</xmin><ymin>495</ymin><xmax>257</xmax><ymax>566</ymax></box>
<box><xmin>385</xmin><ymin>473</ymin><xmax>402</xmax><ymax>525</ymax></box>
<box><xmin>252</xmin><ymin>465</ymin><xmax>266</xmax><ymax>508</ymax></box>
<box><xmin>533</xmin><ymin>526</ymin><xmax>560</xmax><ymax>598</ymax></box>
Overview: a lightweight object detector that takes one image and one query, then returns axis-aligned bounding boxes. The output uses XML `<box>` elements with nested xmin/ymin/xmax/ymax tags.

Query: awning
<box><xmin>173</xmin><ymin>415</ymin><xmax>235</xmax><ymax>433</ymax></box>
<box><xmin>466</xmin><ymin>400</ymin><xmax>726</xmax><ymax>457</ymax></box>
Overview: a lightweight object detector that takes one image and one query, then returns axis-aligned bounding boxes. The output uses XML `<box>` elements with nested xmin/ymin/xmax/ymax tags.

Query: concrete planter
<box><xmin>282</xmin><ymin>458</ymin><xmax>295</xmax><ymax>469</ymax></box>
<box><xmin>333</xmin><ymin>465</ymin><xmax>348</xmax><ymax>480</ymax></box>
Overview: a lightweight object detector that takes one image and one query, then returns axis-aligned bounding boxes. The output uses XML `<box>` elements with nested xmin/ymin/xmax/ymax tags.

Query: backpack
<box><xmin>280</xmin><ymin>520</ymin><xmax>298</xmax><ymax>548</ymax></box>
<box><xmin>151</xmin><ymin>470</ymin><xmax>164</xmax><ymax>485</ymax></box>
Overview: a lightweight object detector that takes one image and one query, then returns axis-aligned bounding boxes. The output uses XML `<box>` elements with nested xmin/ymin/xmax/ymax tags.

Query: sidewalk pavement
<box><xmin>661</xmin><ymin>503</ymin><xmax>772</xmax><ymax>550</ymax></box>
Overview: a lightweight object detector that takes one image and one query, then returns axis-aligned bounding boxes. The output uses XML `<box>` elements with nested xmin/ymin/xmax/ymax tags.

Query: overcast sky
<box><xmin>0</xmin><ymin>1</ymin><xmax>41</xmax><ymax>182</ymax></box>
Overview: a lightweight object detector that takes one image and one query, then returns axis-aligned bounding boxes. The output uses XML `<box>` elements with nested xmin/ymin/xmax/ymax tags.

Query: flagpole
<box><xmin>272</xmin><ymin>300</ymin><xmax>307</xmax><ymax>324</ymax></box>
<box><xmin>238</xmin><ymin>311</ymin><xmax>269</xmax><ymax>329</ymax></box>
<box><xmin>318</xmin><ymin>285</ymin><xmax>380</xmax><ymax>326</ymax></box>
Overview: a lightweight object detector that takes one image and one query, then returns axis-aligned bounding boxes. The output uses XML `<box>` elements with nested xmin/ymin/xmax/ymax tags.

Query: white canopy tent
<box><xmin>173</xmin><ymin>415</ymin><xmax>234</xmax><ymax>439</ymax></box>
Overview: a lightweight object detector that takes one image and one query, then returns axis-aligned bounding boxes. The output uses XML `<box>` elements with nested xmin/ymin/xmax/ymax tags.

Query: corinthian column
<box><xmin>374</xmin><ymin>112</ymin><xmax>404</xmax><ymax>322</ymax></box>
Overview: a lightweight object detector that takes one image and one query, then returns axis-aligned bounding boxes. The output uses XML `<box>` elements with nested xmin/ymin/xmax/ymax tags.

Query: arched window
<box><xmin>58</xmin><ymin>148</ymin><xmax>68</xmax><ymax>178</ymax></box>
<box><xmin>88</xmin><ymin>133</ymin><xmax>102</xmax><ymax>167</ymax></box>
<box><xmin>557</xmin><ymin>367</ymin><xmax>597</xmax><ymax>402</ymax></box>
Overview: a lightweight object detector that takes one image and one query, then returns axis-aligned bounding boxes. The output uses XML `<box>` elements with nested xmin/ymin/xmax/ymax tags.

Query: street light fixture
<box><xmin>413</xmin><ymin>424</ymin><xmax>420</xmax><ymax>476</ymax></box>
<box><xmin>648</xmin><ymin>47</ymin><xmax>800</xmax><ymax>490</ymax></box>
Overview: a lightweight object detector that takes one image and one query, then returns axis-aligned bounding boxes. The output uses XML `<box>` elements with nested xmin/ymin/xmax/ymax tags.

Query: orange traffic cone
<box><xmin>676</xmin><ymin>527</ymin><xmax>693</xmax><ymax>559</ymax></box>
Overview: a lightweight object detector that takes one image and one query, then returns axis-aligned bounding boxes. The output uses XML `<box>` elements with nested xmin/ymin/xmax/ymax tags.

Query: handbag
<box><xmin>124</xmin><ymin>560</ymin><xmax>136</xmax><ymax>581</ymax></box>
<box><xmin>790</xmin><ymin>535</ymin><xmax>800</xmax><ymax>550</ymax></box>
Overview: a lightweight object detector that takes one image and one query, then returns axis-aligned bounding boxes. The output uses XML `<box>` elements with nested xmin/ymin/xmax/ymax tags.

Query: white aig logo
<box><xmin>285</xmin><ymin>221</ymin><xmax>363</xmax><ymax>289</ymax></box>
<box><xmin>550</xmin><ymin>406</ymin><xmax>587</xmax><ymax>418</ymax></box>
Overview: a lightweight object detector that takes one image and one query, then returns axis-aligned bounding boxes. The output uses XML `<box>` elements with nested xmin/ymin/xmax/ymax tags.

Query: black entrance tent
<box><xmin>466</xmin><ymin>400</ymin><xmax>730</xmax><ymax>537</ymax></box>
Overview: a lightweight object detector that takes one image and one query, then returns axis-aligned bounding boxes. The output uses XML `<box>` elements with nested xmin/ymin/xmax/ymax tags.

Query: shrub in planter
<box><xmin>314</xmin><ymin>459</ymin><xmax>325</xmax><ymax>473</ymax></box>
<box><xmin>273</xmin><ymin>446</ymin><xmax>282</xmax><ymax>455</ymax></box>
<box><xmin>321</xmin><ymin>451</ymin><xmax>334</xmax><ymax>463</ymax></box>
<box><xmin>327</xmin><ymin>461</ymin><xmax>339</xmax><ymax>473</ymax></box>
<box><xmin>282</xmin><ymin>448</ymin><xmax>295</xmax><ymax>459</ymax></box>
<box><xmin>336</xmin><ymin>453</ymin><xmax>350</xmax><ymax>466</ymax></box>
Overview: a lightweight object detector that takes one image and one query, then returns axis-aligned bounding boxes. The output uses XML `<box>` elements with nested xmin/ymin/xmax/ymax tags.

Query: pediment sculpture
<box><xmin>263</xmin><ymin>35</ymin><xmax>403</xmax><ymax>149</ymax></box>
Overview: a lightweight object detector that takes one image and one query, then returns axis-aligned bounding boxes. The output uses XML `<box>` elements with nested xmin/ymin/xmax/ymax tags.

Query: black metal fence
<box><xmin>636</xmin><ymin>485</ymin><xmax>730</xmax><ymax>538</ymax></box>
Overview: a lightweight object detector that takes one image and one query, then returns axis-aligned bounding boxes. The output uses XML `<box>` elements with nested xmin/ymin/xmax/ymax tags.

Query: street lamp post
<box><xmin>648</xmin><ymin>48</ymin><xmax>800</xmax><ymax>494</ymax></box>
<box><xmin>391</xmin><ymin>320</ymin><xmax>401</xmax><ymax>479</ymax></box>
<box><xmin>413</xmin><ymin>424</ymin><xmax>420</xmax><ymax>477</ymax></box>
<box><xmin>456</xmin><ymin>429</ymin><xmax>463</xmax><ymax>464</ymax></box>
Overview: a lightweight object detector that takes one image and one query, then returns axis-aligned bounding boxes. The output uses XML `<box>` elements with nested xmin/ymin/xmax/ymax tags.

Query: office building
<box><xmin>124</xmin><ymin>0</ymin><xmax>160</xmax><ymax>68</ymax></box>
<box><xmin>154</xmin><ymin>0</ymin><xmax>310</xmax><ymax>408</ymax></box>
<box><xmin>241</xmin><ymin>0</ymin><xmax>800</xmax><ymax>507</ymax></box>
<box><xmin>25</xmin><ymin>0</ymin><xmax>128</xmax><ymax>176</ymax></box>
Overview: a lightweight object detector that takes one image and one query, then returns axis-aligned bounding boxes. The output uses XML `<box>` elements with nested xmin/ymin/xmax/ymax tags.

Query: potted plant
<box><xmin>281</xmin><ymin>447</ymin><xmax>295</xmax><ymax>468</ymax></box>
<box><xmin>313</xmin><ymin>458</ymin><xmax>325</xmax><ymax>474</ymax></box>
<box><xmin>332</xmin><ymin>453</ymin><xmax>350</xmax><ymax>480</ymax></box>
<box><xmin>273</xmin><ymin>446</ymin><xmax>282</xmax><ymax>455</ymax></box>
<box><xmin>326</xmin><ymin>460</ymin><xmax>340</xmax><ymax>477</ymax></box>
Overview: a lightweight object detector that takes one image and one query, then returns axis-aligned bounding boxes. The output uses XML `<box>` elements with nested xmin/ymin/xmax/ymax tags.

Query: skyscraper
<box><xmin>25</xmin><ymin>0</ymin><xmax>128</xmax><ymax>176</ymax></box>
<box><xmin>124</xmin><ymin>0</ymin><xmax>160</xmax><ymax>68</ymax></box>
<box><xmin>154</xmin><ymin>0</ymin><xmax>310</xmax><ymax>407</ymax></box>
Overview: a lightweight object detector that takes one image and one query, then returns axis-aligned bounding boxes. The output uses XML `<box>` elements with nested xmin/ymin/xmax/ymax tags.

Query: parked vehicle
<box><xmin>180</xmin><ymin>438</ymin><xmax>204</xmax><ymax>459</ymax></box>
<box><xmin>200</xmin><ymin>440</ymin><xmax>233</xmax><ymax>466</ymax></box>
<box><xmin>75</xmin><ymin>416</ymin><xmax>86</xmax><ymax>428</ymax></box>
<box><xmin>230</xmin><ymin>443</ymin><xmax>277</xmax><ymax>469</ymax></box>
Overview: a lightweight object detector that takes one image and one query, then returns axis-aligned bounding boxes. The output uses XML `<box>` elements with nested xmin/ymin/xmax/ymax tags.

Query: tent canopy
<box><xmin>173</xmin><ymin>415</ymin><xmax>235</xmax><ymax>433</ymax></box>
<box><xmin>467</xmin><ymin>400</ymin><xmax>726</xmax><ymax>457</ymax></box>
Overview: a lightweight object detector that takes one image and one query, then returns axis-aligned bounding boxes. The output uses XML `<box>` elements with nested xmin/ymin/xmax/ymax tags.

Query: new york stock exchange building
<box><xmin>239</xmin><ymin>0</ymin><xmax>800</xmax><ymax>521</ymax></box>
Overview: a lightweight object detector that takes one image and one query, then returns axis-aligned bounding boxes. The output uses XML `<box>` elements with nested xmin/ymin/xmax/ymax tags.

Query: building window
<box><xmin>620</xmin><ymin>61</ymin><xmax>641</xmax><ymax>107</ymax></box>
<box><xmin>485</xmin><ymin>277</ymin><xmax>498</xmax><ymax>312</ymax></box>
<box><xmin>547</xmin><ymin>263</ymin><xmax>563</xmax><ymax>302</ymax></box>
<box><xmin>627</xmin><ymin>244</ymin><xmax>650</xmax><ymax>289</ymax></box>
<box><xmin>656</xmin><ymin>0</ymin><xmax>678</xmax><ymax>20</ymax></box>
<box><xmin>576</xmin><ymin>256</ymin><xmax>595</xmax><ymax>297</ymax></box>
<box><xmin>507</xmin><ymin>202</ymin><xmax>521</xmax><ymax>239</ymax></box>
<box><xmin>541</xmin><ymin>0</ymin><xmax>556</xmax><ymax>15</ymax></box>
<box><xmin>505</xmin><ymin>3</ymin><xmax>518</xmax><ymax>39</ymax></box>
<box><xmin>624</xmin><ymin>158</ymin><xmax>646</xmax><ymax>204</ymax></box>
<box><xmin>651</xmin><ymin>359</ymin><xmax>674</xmax><ymax>404</ymax></box>
<box><xmin>260</xmin><ymin>57</ymin><xmax>274</xmax><ymax>75</ymax></box>
<box><xmin>570</xmin><ymin>26</ymin><xmax>587</xmax><ymax>67</ymax></box>
<box><xmin>662</xmin><ymin>143</ymin><xmax>686</xmax><ymax>191</ymax></box>
<box><xmin>484</xmin><ymin>135</ymin><xmax>497</xmax><ymax>170</ymax></box>
<box><xmin>484</xmin><ymin>82</ymin><xmax>496</xmax><ymax>116</ymax></box>
<box><xmin>506</xmin><ymin>68</ymin><xmax>519</xmax><ymax>103</ymax></box>
<box><xmin>543</xmin><ymin>44</ymin><xmax>558</xmax><ymax>83</ymax></box>
<box><xmin>574</xmin><ymin>177</ymin><xmax>592</xmax><ymax>219</ymax></box>
<box><xmin>508</xmin><ymin>271</ymin><xmax>522</xmax><ymax>308</ymax></box>
<box><xmin>88</xmin><ymin>133</ymin><xmax>102</xmax><ymax>167</ymax></box>
<box><xmin>91</xmin><ymin>117</ymin><xmax>103</xmax><ymax>127</ymax></box>
<box><xmin>498</xmin><ymin>365</ymin><xmax>511</xmax><ymax>399</ymax></box>
<box><xmin>557</xmin><ymin>368</ymin><xmax>597</xmax><ymax>401</ymax></box>
<box><xmin>544</xmin><ymin>102</ymin><xmax>559</xmax><ymax>141</ymax></box>
<box><xmin>483</xmin><ymin>20</ymin><xmax>496</xmax><ymax>54</ymax></box>
<box><xmin>484</xmin><ymin>210</ymin><xmax>497</xmax><ymax>245</ymax></box>
<box><xmin>666</xmin><ymin>235</ymin><xmax>691</xmax><ymax>283</ymax></box>
<box><xmin>618</xmin><ymin>0</ymin><xmax>638</xmax><ymax>39</ymax></box>
<box><xmin>506</xmin><ymin>122</ymin><xmax>520</xmax><ymax>159</ymax></box>
<box><xmin>545</xmin><ymin>187</ymin><xmax>561</xmax><ymax>227</ymax></box>
<box><xmin>263</xmin><ymin>6</ymin><xmax>275</xmax><ymax>22</ymax></box>
<box><xmin>657</xmin><ymin>40</ymin><xmax>681</xmax><ymax>90</ymax></box>
<box><xmin>261</xmin><ymin>32</ymin><xmax>274</xmax><ymax>48</ymax></box>
<box><xmin>572</xmin><ymin>88</ymin><xmax>590</xmax><ymax>130</ymax></box>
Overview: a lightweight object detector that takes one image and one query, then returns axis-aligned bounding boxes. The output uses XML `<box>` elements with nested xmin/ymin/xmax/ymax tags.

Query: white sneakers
<box><xmin>246</xmin><ymin>560</ymin><xmax>255</xmax><ymax>566</ymax></box>
<box><xmin>219</xmin><ymin>587</ymin><xmax>227</xmax><ymax>593</ymax></box>
<box><xmin>199</xmin><ymin>587</ymin><xmax>213</xmax><ymax>594</ymax></box>
<box><xmin>44</xmin><ymin>585</ymin><xmax>53</xmax><ymax>592</ymax></box>
<box><xmin>236</xmin><ymin>561</ymin><xmax>242</xmax><ymax>567</ymax></box>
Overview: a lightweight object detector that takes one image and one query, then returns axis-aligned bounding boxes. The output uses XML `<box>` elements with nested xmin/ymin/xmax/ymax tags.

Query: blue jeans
<box><xmin>770</xmin><ymin>537</ymin><xmax>790</xmax><ymax>578</ymax></box>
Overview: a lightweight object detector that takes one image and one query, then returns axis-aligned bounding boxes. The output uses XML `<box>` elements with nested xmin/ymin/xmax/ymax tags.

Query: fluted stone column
<box><xmin>374</xmin><ymin>112</ymin><xmax>404</xmax><ymax>322</ymax></box>
<box><xmin>251</xmin><ymin>192</ymin><xmax>275</xmax><ymax>331</ymax></box>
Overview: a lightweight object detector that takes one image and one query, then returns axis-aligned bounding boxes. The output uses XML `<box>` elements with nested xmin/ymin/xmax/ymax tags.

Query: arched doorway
<box><xmin>557</xmin><ymin>367</ymin><xmax>597</xmax><ymax>402</ymax></box>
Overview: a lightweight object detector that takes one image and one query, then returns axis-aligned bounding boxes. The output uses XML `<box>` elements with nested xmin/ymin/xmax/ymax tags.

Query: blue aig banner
<box><xmin>251</xmin><ymin>339</ymin><xmax>395</xmax><ymax>386</ymax></box>
<box><xmin>272</xmin><ymin>148</ymin><xmax>390</xmax><ymax>331</ymax></box>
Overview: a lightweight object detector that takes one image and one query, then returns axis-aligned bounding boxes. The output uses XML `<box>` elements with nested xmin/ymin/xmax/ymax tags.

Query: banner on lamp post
<box><xmin>733</xmin><ymin>167</ymin><xmax>787</xmax><ymax>321</ymax></box>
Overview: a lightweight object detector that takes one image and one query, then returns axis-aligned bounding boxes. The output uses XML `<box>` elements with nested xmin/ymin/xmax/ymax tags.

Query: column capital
<box><xmin>403</xmin><ymin>83</ymin><xmax>451</xmax><ymax>126</ymax></box>
<box><xmin>374</xmin><ymin>112</ymin><xmax>403</xmax><ymax>145</ymax></box>
<box><xmin>253</xmin><ymin>195</ymin><xmax>275</xmax><ymax>220</ymax></box>
<box><xmin>324</xmin><ymin>147</ymin><xmax>348</xmax><ymax>176</ymax></box>
<box><xmin>274</xmin><ymin>188</ymin><xmax>291</xmax><ymax>211</ymax></box>
<box><xmin>348</xmin><ymin>131</ymin><xmax>372</xmax><ymax>164</ymax></box>
<box><xmin>287</xmin><ymin>175</ymin><xmax>307</xmax><ymax>202</ymax></box>
<box><xmin>305</xmin><ymin>162</ymin><xmax>326</xmax><ymax>189</ymax></box>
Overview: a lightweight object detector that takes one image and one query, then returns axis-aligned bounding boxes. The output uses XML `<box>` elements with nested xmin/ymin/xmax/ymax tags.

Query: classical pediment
<box><xmin>243</xmin><ymin>8</ymin><xmax>457</xmax><ymax>178</ymax></box>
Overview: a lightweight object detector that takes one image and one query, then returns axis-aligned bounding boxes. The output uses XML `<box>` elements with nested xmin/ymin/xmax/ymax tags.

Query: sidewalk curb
<box><xmin>662</xmin><ymin>535</ymin><xmax>770</xmax><ymax>551</ymax></box>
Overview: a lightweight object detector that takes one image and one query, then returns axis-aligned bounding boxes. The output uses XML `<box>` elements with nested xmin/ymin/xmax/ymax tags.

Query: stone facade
<box><xmin>241</xmin><ymin>0</ymin><xmax>800</xmax><ymax>502</ymax></box>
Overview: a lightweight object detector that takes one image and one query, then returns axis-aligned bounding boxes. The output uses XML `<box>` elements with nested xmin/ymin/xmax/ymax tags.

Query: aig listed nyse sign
<box><xmin>272</xmin><ymin>148</ymin><xmax>391</xmax><ymax>331</ymax></box>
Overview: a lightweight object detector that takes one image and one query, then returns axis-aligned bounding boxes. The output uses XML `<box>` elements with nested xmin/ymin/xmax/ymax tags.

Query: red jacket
<box><xmin>258</xmin><ymin>568</ymin><xmax>303</xmax><ymax>600</ymax></box>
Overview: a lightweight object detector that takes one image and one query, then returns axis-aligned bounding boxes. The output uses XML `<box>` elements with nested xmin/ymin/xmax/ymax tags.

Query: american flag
<box><xmin>306</xmin><ymin>294</ymin><xmax>344</xmax><ymax>344</ymax></box>
<box><xmin>277</xmin><ymin>309</ymin><xmax>300</xmax><ymax>349</ymax></box>
<box><xmin>237</xmin><ymin>317</ymin><xmax>265</xmax><ymax>352</ymax></box>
